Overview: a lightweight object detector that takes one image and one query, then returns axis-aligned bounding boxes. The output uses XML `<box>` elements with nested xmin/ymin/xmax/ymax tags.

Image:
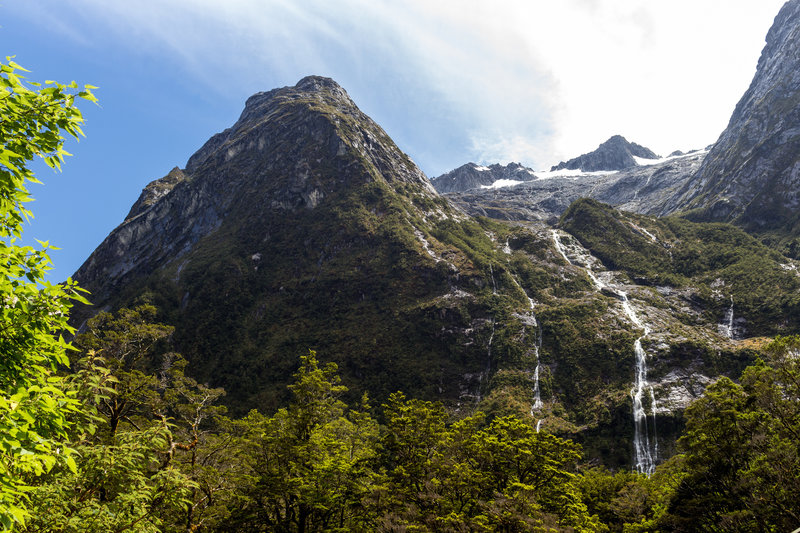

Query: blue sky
<box><xmin>1</xmin><ymin>0</ymin><xmax>786</xmax><ymax>282</ymax></box>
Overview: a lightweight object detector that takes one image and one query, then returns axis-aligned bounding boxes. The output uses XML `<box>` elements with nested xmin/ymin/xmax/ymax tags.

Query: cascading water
<box><xmin>508</xmin><ymin>274</ymin><xmax>544</xmax><ymax>426</ymax></box>
<box><xmin>552</xmin><ymin>229</ymin><xmax>658</xmax><ymax>474</ymax></box>
<box><xmin>718</xmin><ymin>296</ymin><xmax>735</xmax><ymax>339</ymax></box>
<box><xmin>476</xmin><ymin>319</ymin><xmax>496</xmax><ymax>403</ymax></box>
<box><xmin>528</xmin><ymin>296</ymin><xmax>544</xmax><ymax>414</ymax></box>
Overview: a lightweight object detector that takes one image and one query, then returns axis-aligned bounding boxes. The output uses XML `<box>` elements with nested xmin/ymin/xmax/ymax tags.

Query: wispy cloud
<box><xmin>10</xmin><ymin>0</ymin><xmax>787</xmax><ymax>174</ymax></box>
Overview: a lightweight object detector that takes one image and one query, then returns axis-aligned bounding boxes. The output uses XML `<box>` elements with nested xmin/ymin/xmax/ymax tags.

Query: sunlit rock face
<box><xmin>74</xmin><ymin>76</ymin><xmax>438</xmax><ymax>308</ymax></box>
<box><xmin>668</xmin><ymin>0</ymin><xmax>800</xmax><ymax>232</ymax></box>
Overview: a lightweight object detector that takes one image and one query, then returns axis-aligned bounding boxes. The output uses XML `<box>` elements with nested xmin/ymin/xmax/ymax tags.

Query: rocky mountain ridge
<box><xmin>444</xmin><ymin>150</ymin><xmax>706</xmax><ymax>221</ymax></box>
<box><xmin>431</xmin><ymin>162</ymin><xmax>537</xmax><ymax>193</ymax></box>
<box><xmin>75</xmin><ymin>75</ymin><xmax>439</xmax><ymax>311</ymax></box>
<box><xmin>550</xmin><ymin>135</ymin><xmax>659</xmax><ymax>172</ymax></box>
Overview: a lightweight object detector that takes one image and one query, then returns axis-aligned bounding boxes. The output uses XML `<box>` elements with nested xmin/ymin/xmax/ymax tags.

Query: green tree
<box><xmin>73</xmin><ymin>305</ymin><xmax>174</xmax><ymax>437</ymax></box>
<box><xmin>0</xmin><ymin>57</ymin><xmax>95</xmax><ymax>529</ymax></box>
<box><xmin>658</xmin><ymin>336</ymin><xmax>800</xmax><ymax>531</ymax></box>
<box><xmin>20</xmin><ymin>307</ymin><xmax>208</xmax><ymax>532</ymax></box>
<box><xmin>381</xmin><ymin>393</ymin><xmax>603</xmax><ymax>532</ymax></box>
<box><xmin>229</xmin><ymin>351</ymin><xmax>382</xmax><ymax>532</ymax></box>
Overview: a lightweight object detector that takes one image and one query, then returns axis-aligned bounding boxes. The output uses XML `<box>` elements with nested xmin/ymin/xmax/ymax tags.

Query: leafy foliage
<box><xmin>656</xmin><ymin>336</ymin><xmax>800</xmax><ymax>531</ymax></box>
<box><xmin>0</xmin><ymin>58</ymin><xmax>95</xmax><ymax>529</ymax></box>
<box><xmin>22</xmin><ymin>306</ymin><xmax>228</xmax><ymax>532</ymax></box>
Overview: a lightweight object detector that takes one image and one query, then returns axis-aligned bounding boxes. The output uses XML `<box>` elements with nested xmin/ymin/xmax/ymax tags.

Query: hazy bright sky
<box><xmin>1</xmin><ymin>0</ymin><xmax>788</xmax><ymax>281</ymax></box>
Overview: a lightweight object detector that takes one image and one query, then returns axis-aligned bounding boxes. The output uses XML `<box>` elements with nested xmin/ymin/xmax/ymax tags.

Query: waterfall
<box><xmin>480</xmin><ymin>319</ymin><xmax>496</xmax><ymax>400</ymax></box>
<box><xmin>552</xmin><ymin>229</ymin><xmax>658</xmax><ymax>475</ymax></box>
<box><xmin>529</xmin><ymin>295</ymin><xmax>543</xmax><ymax>413</ymax></box>
<box><xmin>509</xmin><ymin>276</ymin><xmax>544</xmax><ymax>415</ymax></box>
<box><xmin>718</xmin><ymin>296</ymin><xmax>735</xmax><ymax>339</ymax></box>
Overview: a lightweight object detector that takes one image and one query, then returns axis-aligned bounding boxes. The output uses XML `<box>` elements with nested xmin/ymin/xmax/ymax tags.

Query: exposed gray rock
<box><xmin>445</xmin><ymin>151</ymin><xmax>705</xmax><ymax>221</ymax></box>
<box><xmin>667</xmin><ymin>0</ymin><xmax>800</xmax><ymax>231</ymax></box>
<box><xmin>550</xmin><ymin>135</ymin><xmax>659</xmax><ymax>172</ymax></box>
<box><xmin>125</xmin><ymin>167</ymin><xmax>187</xmax><ymax>221</ymax></box>
<box><xmin>431</xmin><ymin>162</ymin><xmax>537</xmax><ymax>193</ymax></box>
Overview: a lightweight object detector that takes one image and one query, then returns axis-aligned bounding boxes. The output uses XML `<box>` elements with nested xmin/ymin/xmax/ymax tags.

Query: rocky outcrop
<box><xmin>125</xmin><ymin>167</ymin><xmax>187</xmax><ymax>221</ymax></box>
<box><xmin>445</xmin><ymin>151</ymin><xmax>705</xmax><ymax>221</ymax></box>
<box><xmin>431</xmin><ymin>162</ymin><xmax>537</xmax><ymax>193</ymax></box>
<box><xmin>668</xmin><ymin>0</ymin><xmax>800</xmax><ymax>232</ymax></box>
<box><xmin>550</xmin><ymin>135</ymin><xmax>659</xmax><ymax>172</ymax></box>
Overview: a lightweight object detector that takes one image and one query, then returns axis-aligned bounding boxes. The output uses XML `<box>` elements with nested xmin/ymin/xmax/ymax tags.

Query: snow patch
<box><xmin>472</xmin><ymin>164</ymin><xmax>491</xmax><ymax>172</ymax></box>
<box><xmin>633</xmin><ymin>149</ymin><xmax>709</xmax><ymax>167</ymax></box>
<box><xmin>480</xmin><ymin>179</ymin><xmax>524</xmax><ymax>189</ymax></box>
<box><xmin>535</xmin><ymin>168</ymin><xmax>619</xmax><ymax>180</ymax></box>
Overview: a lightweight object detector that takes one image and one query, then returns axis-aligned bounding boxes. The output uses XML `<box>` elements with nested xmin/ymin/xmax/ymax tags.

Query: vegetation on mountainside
<box><xmin>0</xmin><ymin>58</ymin><xmax>95</xmax><ymax>529</ymax></box>
<box><xmin>560</xmin><ymin>198</ymin><xmax>800</xmax><ymax>335</ymax></box>
<box><xmin>19</xmin><ymin>304</ymin><xmax>800</xmax><ymax>532</ymax></box>
<box><xmin>102</xmin><ymin>175</ymin><xmax>561</xmax><ymax>419</ymax></box>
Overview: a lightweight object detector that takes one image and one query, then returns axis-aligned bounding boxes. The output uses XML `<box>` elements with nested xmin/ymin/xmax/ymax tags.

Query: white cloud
<box><xmin>12</xmin><ymin>0</ymin><xmax>788</xmax><ymax>172</ymax></box>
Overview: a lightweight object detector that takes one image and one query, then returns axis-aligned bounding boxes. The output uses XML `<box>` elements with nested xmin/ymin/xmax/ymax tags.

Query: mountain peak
<box><xmin>432</xmin><ymin>161</ymin><xmax>537</xmax><ymax>193</ymax></box>
<box><xmin>551</xmin><ymin>135</ymin><xmax>659</xmax><ymax>172</ymax></box>
<box><xmin>294</xmin><ymin>75</ymin><xmax>344</xmax><ymax>92</ymax></box>
<box><xmin>75</xmin><ymin>76</ymin><xmax>438</xmax><ymax>309</ymax></box>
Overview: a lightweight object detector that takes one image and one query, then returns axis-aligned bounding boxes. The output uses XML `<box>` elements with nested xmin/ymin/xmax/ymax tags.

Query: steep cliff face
<box><xmin>550</xmin><ymin>135</ymin><xmax>659</xmax><ymax>172</ymax></box>
<box><xmin>671</xmin><ymin>0</ymin><xmax>800</xmax><ymax>232</ymax></box>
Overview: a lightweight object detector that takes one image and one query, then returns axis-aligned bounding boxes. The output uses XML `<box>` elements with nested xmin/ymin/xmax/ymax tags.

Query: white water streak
<box><xmin>551</xmin><ymin>229</ymin><xmax>658</xmax><ymax>475</ymax></box>
<box><xmin>509</xmin><ymin>274</ymin><xmax>544</xmax><ymax>418</ymax></box>
<box><xmin>718</xmin><ymin>295</ymin><xmax>735</xmax><ymax>339</ymax></box>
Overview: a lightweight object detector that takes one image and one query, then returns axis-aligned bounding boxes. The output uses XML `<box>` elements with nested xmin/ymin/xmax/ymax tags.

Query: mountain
<box><xmin>73</xmin><ymin>76</ymin><xmax>551</xmax><ymax>420</ymax></box>
<box><xmin>431</xmin><ymin>162</ymin><xmax>537</xmax><ymax>193</ymax></box>
<box><xmin>550</xmin><ymin>135</ymin><xmax>659</xmax><ymax>172</ymax></box>
<box><xmin>444</xmin><ymin>150</ymin><xmax>706</xmax><ymax>221</ymax></box>
<box><xmin>669</xmin><ymin>0</ymin><xmax>800</xmax><ymax>235</ymax></box>
<box><xmin>72</xmin><ymin>74</ymin><xmax>791</xmax><ymax>474</ymax></box>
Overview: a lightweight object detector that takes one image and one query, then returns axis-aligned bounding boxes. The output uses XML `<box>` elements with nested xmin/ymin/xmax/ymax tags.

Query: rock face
<box><xmin>550</xmin><ymin>135</ymin><xmax>659</xmax><ymax>172</ymax></box>
<box><xmin>669</xmin><ymin>0</ymin><xmax>800</xmax><ymax>232</ymax></box>
<box><xmin>75</xmin><ymin>76</ymin><xmax>437</xmax><ymax>309</ymax></box>
<box><xmin>446</xmin><ymin>151</ymin><xmax>706</xmax><ymax>221</ymax></box>
<box><xmin>125</xmin><ymin>167</ymin><xmax>187</xmax><ymax>221</ymax></box>
<box><xmin>431</xmin><ymin>162</ymin><xmax>537</xmax><ymax>193</ymax></box>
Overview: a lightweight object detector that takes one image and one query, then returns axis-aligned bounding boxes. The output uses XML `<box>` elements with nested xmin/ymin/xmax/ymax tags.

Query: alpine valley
<box><xmin>73</xmin><ymin>0</ymin><xmax>800</xmax><ymax>487</ymax></box>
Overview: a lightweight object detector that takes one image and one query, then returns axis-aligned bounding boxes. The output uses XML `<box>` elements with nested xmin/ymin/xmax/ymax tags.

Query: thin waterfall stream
<box><xmin>552</xmin><ymin>229</ymin><xmax>658</xmax><ymax>474</ymax></box>
<box><xmin>718</xmin><ymin>295</ymin><xmax>735</xmax><ymax>339</ymax></box>
<box><xmin>508</xmin><ymin>276</ymin><xmax>543</xmax><ymax>419</ymax></box>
